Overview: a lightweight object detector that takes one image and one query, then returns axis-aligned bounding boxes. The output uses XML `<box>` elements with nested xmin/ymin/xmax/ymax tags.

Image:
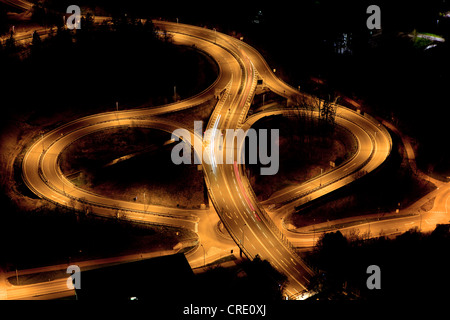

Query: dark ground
<box><xmin>0</xmin><ymin>19</ymin><xmax>218</xmax><ymax>127</ymax></box>
<box><xmin>59</xmin><ymin>127</ymin><xmax>205</xmax><ymax>208</ymax></box>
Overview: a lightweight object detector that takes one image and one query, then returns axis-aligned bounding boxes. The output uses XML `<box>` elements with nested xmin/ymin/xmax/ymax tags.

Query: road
<box><xmin>2</xmin><ymin>5</ymin><xmax>397</xmax><ymax>299</ymax></box>
<box><xmin>0</xmin><ymin>0</ymin><xmax>32</xmax><ymax>11</ymax></box>
<box><xmin>1</xmin><ymin>249</ymin><xmax>180</xmax><ymax>300</ymax></box>
<box><xmin>20</xmin><ymin>26</ymin><xmax>240</xmax><ymax>233</ymax></box>
<box><xmin>10</xmin><ymin>21</ymin><xmax>250</xmax><ymax>299</ymax></box>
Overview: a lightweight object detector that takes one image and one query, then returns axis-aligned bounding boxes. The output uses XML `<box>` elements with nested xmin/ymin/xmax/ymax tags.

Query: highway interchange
<box><xmin>16</xmin><ymin>20</ymin><xmax>391</xmax><ymax>299</ymax></box>
<box><xmin>1</xmin><ymin>4</ymin><xmax>449</xmax><ymax>300</ymax></box>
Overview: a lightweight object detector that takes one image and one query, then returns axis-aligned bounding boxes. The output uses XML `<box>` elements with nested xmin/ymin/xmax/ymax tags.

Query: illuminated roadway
<box><xmin>10</xmin><ymin>15</ymin><xmax>396</xmax><ymax>299</ymax></box>
<box><xmin>159</xmin><ymin>22</ymin><xmax>392</xmax><ymax>298</ymax></box>
<box><xmin>0</xmin><ymin>0</ymin><xmax>32</xmax><ymax>10</ymax></box>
